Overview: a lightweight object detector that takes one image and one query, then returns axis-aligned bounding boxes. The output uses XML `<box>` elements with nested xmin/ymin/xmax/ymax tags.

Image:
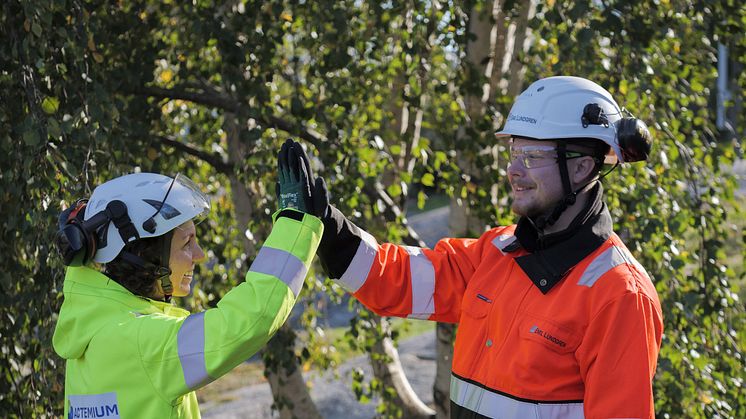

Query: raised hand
<box><xmin>276</xmin><ymin>139</ymin><xmax>329</xmax><ymax>218</ymax></box>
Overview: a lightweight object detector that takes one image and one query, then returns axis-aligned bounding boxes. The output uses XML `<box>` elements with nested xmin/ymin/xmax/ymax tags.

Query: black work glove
<box><xmin>276</xmin><ymin>139</ymin><xmax>330</xmax><ymax>218</ymax></box>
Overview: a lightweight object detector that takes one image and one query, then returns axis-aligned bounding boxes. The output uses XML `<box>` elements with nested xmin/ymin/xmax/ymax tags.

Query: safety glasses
<box><xmin>509</xmin><ymin>145</ymin><xmax>588</xmax><ymax>169</ymax></box>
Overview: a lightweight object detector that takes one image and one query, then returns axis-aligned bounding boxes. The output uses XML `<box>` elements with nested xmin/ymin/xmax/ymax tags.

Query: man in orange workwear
<box><xmin>277</xmin><ymin>76</ymin><xmax>663</xmax><ymax>419</ymax></box>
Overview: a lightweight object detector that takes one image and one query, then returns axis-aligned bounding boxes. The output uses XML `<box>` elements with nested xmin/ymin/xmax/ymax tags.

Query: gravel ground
<box><xmin>200</xmin><ymin>330</ymin><xmax>437</xmax><ymax>419</ymax></box>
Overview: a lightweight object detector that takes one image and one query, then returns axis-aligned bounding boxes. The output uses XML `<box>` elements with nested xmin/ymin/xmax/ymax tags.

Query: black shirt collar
<box><xmin>510</xmin><ymin>183</ymin><xmax>612</xmax><ymax>294</ymax></box>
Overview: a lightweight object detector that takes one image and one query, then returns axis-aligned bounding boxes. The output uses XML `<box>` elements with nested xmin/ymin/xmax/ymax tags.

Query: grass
<box><xmin>406</xmin><ymin>193</ymin><xmax>450</xmax><ymax>216</ymax></box>
<box><xmin>196</xmin><ymin>318</ymin><xmax>435</xmax><ymax>405</ymax></box>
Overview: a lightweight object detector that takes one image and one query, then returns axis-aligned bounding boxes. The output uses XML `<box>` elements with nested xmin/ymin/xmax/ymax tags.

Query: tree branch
<box><xmin>363</xmin><ymin>181</ymin><xmax>428</xmax><ymax>248</ymax></box>
<box><xmin>130</xmin><ymin>85</ymin><xmax>240</xmax><ymax>112</ymax></box>
<box><xmin>130</xmin><ymin>85</ymin><xmax>323</xmax><ymax>148</ymax></box>
<box><xmin>265</xmin><ymin>115</ymin><xmax>323</xmax><ymax>149</ymax></box>
<box><xmin>153</xmin><ymin>135</ymin><xmax>233</xmax><ymax>174</ymax></box>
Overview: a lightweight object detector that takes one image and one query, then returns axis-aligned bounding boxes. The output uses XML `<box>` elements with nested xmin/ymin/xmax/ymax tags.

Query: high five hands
<box><xmin>276</xmin><ymin>139</ymin><xmax>329</xmax><ymax>218</ymax></box>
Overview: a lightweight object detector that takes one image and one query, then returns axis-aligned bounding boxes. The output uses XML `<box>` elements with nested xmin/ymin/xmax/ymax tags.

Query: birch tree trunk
<box><xmin>369</xmin><ymin>317</ymin><xmax>436</xmax><ymax>418</ymax></box>
<box><xmin>436</xmin><ymin>1</ymin><xmax>535</xmax><ymax>418</ymax></box>
<box><xmin>364</xmin><ymin>4</ymin><xmax>437</xmax><ymax>417</ymax></box>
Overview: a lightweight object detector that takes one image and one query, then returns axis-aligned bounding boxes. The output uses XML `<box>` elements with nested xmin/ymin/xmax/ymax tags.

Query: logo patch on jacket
<box><xmin>68</xmin><ymin>392</ymin><xmax>120</xmax><ymax>418</ymax></box>
<box><xmin>529</xmin><ymin>325</ymin><xmax>567</xmax><ymax>348</ymax></box>
<box><xmin>520</xmin><ymin>315</ymin><xmax>580</xmax><ymax>354</ymax></box>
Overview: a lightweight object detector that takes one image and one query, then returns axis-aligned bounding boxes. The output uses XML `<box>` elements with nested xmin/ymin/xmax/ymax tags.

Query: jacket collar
<box><xmin>65</xmin><ymin>266</ymin><xmax>187</xmax><ymax>316</ymax></box>
<box><xmin>510</xmin><ymin>183</ymin><xmax>612</xmax><ymax>294</ymax></box>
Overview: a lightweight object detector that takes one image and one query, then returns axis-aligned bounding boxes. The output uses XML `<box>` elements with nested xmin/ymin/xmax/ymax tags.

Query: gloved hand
<box><xmin>276</xmin><ymin>139</ymin><xmax>330</xmax><ymax>218</ymax></box>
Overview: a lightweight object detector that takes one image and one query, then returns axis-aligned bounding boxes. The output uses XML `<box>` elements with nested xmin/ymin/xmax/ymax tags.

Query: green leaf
<box><xmin>22</xmin><ymin>129</ymin><xmax>39</xmax><ymax>146</ymax></box>
<box><xmin>421</xmin><ymin>173</ymin><xmax>434</xmax><ymax>187</ymax></box>
<box><xmin>31</xmin><ymin>22</ymin><xmax>42</xmax><ymax>37</ymax></box>
<box><xmin>42</xmin><ymin>97</ymin><xmax>60</xmax><ymax>114</ymax></box>
<box><xmin>47</xmin><ymin>117</ymin><xmax>62</xmax><ymax>138</ymax></box>
<box><xmin>690</xmin><ymin>79</ymin><xmax>704</xmax><ymax>93</ymax></box>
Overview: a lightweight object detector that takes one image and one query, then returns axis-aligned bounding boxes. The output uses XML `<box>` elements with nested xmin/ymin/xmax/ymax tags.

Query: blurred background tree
<box><xmin>1</xmin><ymin>0</ymin><xmax>743</xmax><ymax>418</ymax></box>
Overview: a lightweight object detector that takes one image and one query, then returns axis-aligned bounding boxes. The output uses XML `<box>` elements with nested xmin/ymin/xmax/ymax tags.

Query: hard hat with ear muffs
<box><xmin>56</xmin><ymin>173</ymin><xmax>210</xmax><ymax>268</ymax></box>
<box><xmin>494</xmin><ymin>76</ymin><xmax>653</xmax><ymax>230</ymax></box>
<box><xmin>495</xmin><ymin>76</ymin><xmax>652</xmax><ymax>164</ymax></box>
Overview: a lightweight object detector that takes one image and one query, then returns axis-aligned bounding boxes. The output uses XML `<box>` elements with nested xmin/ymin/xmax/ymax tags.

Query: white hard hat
<box><xmin>84</xmin><ymin>173</ymin><xmax>210</xmax><ymax>263</ymax></box>
<box><xmin>495</xmin><ymin>76</ymin><xmax>625</xmax><ymax>164</ymax></box>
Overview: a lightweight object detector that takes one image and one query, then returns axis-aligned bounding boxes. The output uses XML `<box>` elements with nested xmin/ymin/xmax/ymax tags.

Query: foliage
<box><xmin>527</xmin><ymin>1</ymin><xmax>746</xmax><ymax>417</ymax></box>
<box><xmin>0</xmin><ymin>0</ymin><xmax>743</xmax><ymax>418</ymax></box>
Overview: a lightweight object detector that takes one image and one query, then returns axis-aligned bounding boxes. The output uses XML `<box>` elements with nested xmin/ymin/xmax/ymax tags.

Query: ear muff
<box><xmin>56</xmin><ymin>200</ymin><xmax>96</xmax><ymax>267</ymax></box>
<box><xmin>616</xmin><ymin>117</ymin><xmax>652</xmax><ymax>162</ymax></box>
<box><xmin>56</xmin><ymin>199</ymin><xmax>140</xmax><ymax>266</ymax></box>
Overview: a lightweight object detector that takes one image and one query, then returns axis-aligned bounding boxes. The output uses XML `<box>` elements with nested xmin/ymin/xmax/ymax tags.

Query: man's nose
<box><xmin>507</xmin><ymin>158</ymin><xmax>524</xmax><ymax>177</ymax></box>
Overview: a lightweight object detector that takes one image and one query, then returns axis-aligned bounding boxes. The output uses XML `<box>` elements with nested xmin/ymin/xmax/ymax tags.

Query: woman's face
<box><xmin>168</xmin><ymin>220</ymin><xmax>204</xmax><ymax>297</ymax></box>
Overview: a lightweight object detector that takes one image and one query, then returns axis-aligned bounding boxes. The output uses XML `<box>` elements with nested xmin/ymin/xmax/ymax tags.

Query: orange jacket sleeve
<box><xmin>317</xmin><ymin>206</ymin><xmax>493</xmax><ymax>323</ymax></box>
<box><xmin>353</xmin><ymin>237</ymin><xmax>487</xmax><ymax>323</ymax></box>
<box><xmin>576</xmin><ymin>290</ymin><xmax>664</xmax><ymax>419</ymax></box>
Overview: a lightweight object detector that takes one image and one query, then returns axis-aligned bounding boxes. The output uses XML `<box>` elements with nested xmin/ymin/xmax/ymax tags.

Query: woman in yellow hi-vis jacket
<box><xmin>53</xmin><ymin>164</ymin><xmax>326</xmax><ymax>418</ymax></box>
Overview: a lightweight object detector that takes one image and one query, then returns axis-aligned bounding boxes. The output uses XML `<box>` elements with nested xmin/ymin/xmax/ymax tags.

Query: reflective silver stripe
<box><xmin>492</xmin><ymin>234</ymin><xmax>516</xmax><ymax>254</ymax></box>
<box><xmin>578</xmin><ymin>246</ymin><xmax>630</xmax><ymax>288</ymax></box>
<box><xmin>616</xmin><ymin>245</ymin><xmax>649</xmax><ymax>278</ymax></box>
<box><xmin>249</xmin><ymin>246</ymin><xmax>307</xmax><ymax>297</ymax></box>
<box><xmin>338</xmin><ymin>229</ymin><xmax>379</xmax><ymax>293</ymax></box>
<box><xmin>405</xmin><ymin>246</ymin><xmax>435</xmax><ymax>320</ymax></box>
<box><xmin>450</xmin><ymin>375</ymin><xmax>584</xmax><ymax>419</ymax></box>
<box><xmin>177</xmin><ymin>312</ymin><xmax>211</xmax><ymax>390</ymax></box>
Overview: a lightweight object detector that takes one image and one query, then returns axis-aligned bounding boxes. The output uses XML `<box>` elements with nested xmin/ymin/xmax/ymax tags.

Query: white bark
<box><xmin>505</xmin><ymin>0</ymin><xmax>537</xmax><ymax>99</ymax></box>
<box><xmin>369</xmin><ymin>316</ymin><xmax>435</xmax><ymax>418</ymax></box>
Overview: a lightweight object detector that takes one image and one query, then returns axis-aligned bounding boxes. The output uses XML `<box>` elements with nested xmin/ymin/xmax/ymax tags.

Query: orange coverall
<box><xmin>318</xmin><ymin>202</ymin><xmax>663</xmax><ymax>419</ymax></box>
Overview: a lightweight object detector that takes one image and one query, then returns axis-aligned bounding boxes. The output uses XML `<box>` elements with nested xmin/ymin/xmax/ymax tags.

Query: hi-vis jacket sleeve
<box><xmin>136</xmin><ymin>210</ymin><xmax>323</xmax><ymax>402</ymax></box>
<box><xmin>317</xmin><ymin>206</ymin><xmax>489</xmax><ymax>323</ymax></box>
<box><xmin>576</xmin><ymin>289</ymin><xmax>664</xmax><ymax>419</ymax></box>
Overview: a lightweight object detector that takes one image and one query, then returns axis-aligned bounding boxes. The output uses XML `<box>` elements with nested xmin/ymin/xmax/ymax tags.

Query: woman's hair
<box><xmin>104</xmin><ymin>235</ymin><xmax>168</xmax><ymax>299</ymax></box>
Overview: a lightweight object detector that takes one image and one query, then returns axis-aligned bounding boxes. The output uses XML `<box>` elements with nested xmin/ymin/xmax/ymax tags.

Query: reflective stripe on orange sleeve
<box><xmin>338</xmin><ymin>229</ymin><xmax>379</xmax><ymax>292</ymax></box>
<box><xmin>404</xmin><ymin>246</ymin><xmax>435</xmax><ymax>319</ymax></box>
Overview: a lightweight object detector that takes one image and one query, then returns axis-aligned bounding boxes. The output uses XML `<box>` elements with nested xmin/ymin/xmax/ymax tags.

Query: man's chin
<box><xmin>511</xmin><ymin>203</ymin><xmax>545</xmax><ymax>219</ymax></box>
<box><xmin>511</xmin><ymin>202</ymin><xmax>532</xmax><ymax>217</ymax></box>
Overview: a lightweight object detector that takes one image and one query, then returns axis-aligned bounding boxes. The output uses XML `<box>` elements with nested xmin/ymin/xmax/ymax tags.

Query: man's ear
<box><xmin>571</xmin><ymin>156</ymin><xmax>598</xmax><ymax>186</ymax></box>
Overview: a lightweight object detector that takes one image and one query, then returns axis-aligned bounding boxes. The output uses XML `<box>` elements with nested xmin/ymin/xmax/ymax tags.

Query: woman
<box><xmin>53</xmin><ymin>171</ymin><xmax>323</xmax><ymax>418</ymax></box>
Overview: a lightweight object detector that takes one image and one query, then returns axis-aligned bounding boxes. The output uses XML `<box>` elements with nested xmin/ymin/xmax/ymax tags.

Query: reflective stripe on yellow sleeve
<box><xmin>248</xmin><ymin>246</ymin><xmax>307</xmax><ymax>297</ymax></box>
<box><xmin>177</xmin><ymin>312</ymin><xmax>211</xmax><ymax>390</ymax></box>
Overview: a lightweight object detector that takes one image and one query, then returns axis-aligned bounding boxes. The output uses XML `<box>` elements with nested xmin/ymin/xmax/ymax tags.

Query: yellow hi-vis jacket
<box><xmin>53</xmin><ymin>210</ymin><xmax>322</xmax><ymax>418</ymax></box>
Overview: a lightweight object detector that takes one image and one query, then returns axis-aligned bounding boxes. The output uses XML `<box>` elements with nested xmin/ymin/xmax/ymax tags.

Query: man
<box><xmin>278</xmin><ymin>76</ymin><xmax>663</xmax><ymax>418</ymax></box>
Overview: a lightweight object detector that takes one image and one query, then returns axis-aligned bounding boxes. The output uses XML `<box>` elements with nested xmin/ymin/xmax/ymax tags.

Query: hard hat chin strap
<box><xmin>531</xmin><ymin>144</ymin><xmax>619</xmax><ymax>231</ymax></box>
<box><xmin>159</xmin><ymin>231</ymin><xmax>174</xmax><ymax>300</ymax></box>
